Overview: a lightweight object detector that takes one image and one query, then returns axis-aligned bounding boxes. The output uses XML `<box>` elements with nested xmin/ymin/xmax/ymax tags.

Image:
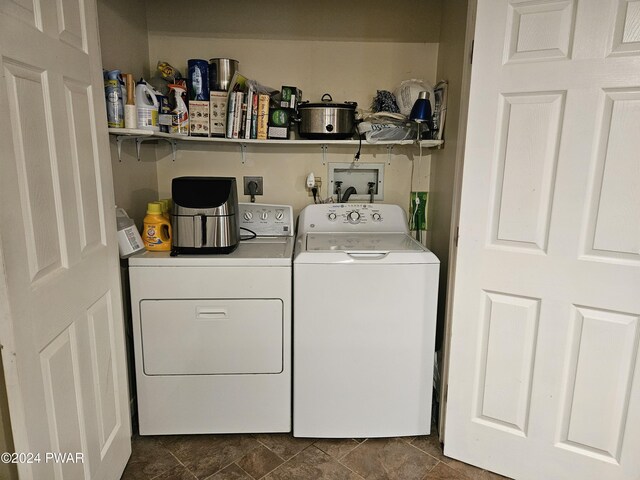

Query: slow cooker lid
<box><xmin>298</xmin><ymin>93</ymin><xmax>357</xmax><ymax>109</ymax></box>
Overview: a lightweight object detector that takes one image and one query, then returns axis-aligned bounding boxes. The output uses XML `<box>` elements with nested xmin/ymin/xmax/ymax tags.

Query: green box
<box><xmin>410</xmin><ymin>192</ymin><xmax>428</xmax><ymax>231</ymax></box>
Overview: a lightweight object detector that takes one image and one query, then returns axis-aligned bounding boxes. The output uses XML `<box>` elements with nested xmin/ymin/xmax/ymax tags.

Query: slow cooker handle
<box><xmin>321</xmin><ymin>93</ymin><xmax>333</xmax><ymax>102</ymax></box>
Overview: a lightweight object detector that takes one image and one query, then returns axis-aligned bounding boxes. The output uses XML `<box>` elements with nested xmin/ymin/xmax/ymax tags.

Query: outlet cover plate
<box><xmin>243</xmin><ymin>176</ymin><xmax>263</xmax><ymax>195</ymax></box>
<box><xmin>410</xmin><ymin>191</ymin><xmax>428</xmax><ymax>230</ymax></box>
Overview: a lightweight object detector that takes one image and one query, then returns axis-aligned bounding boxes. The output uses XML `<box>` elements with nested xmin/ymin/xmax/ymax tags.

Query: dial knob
<box><xmin>348</xmin><ymin>211</ymin><xmax>360</xmax><ymax>222</ymax></box>
<box><xmin>328</xmin><ymin>212</ymin><xmax>337</xmax><ymax>221</ymax></box>
<box><xmin>243</xmin><ymin>211</ymin><xmax>253</xmax><ymax>221</ymax></box>
<box><xmin>372</xmin><ymin>213</ymin><xmax>381</xmax><ymax>221</ymax></box>
<box><xmin>275</xmin><ymin>210</ymin><xmax>284</xmax><ymax>220</ymax></box>
<box><xmin>261</xmin><ymin>212</ymin><xmax>268</xmax><ymax>220</ymax></box>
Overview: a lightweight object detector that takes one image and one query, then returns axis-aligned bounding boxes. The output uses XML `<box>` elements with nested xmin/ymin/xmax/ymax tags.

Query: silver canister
<box><xmin>209</xmin><ymin>58</ymin><xmax>239</xmax><ymax>92</ymax></box>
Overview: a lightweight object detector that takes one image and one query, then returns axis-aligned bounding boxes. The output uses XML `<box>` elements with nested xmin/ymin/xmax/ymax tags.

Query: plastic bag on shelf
<box><xmin>358</xmin><ymin>112</ymin><xmax>417</xmax><ymax>143</ymax></box>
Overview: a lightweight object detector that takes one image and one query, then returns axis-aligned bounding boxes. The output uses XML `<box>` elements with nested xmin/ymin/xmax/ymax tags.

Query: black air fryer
<box><xmin>171</xmin><ymin>177</ymin><xmax>240</xmax><ymax>255</ymax></box>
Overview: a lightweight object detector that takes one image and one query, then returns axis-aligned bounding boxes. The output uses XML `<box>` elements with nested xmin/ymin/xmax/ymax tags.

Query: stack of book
<box><xmin>225</xmin><ymin>72</ymin><xmax>273</xmax><ymax>140</ymax></box>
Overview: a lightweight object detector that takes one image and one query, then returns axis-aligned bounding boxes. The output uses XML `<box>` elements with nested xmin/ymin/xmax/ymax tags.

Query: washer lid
<box><xmin>296</xmin><ymin>233</ymin><xmax>439</xmax><ymax>264</ymax></box>
<box><xmin>306</xmin><ymin>233</ymin><xmax>423</xmax><ymax>251</ymax></box>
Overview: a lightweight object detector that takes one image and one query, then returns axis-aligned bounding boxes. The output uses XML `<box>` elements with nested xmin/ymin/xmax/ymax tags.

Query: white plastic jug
<box><xmin>116</xmin><ymin>207</ymin><xmax>145</xmax><ymax>258</ymax></box>
<box><xmin>135</xmin><ymin>80</ymin><xmax>159</xmax><ymax>131</ymax></box>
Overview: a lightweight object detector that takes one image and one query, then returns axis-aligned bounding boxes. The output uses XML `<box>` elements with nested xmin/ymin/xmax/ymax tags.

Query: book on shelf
<box><xmin>244</xmin><ymin>86</ymin><xmax>254</xmax><ymax>140</ymax></box>
<box><xmin>226</xmin><ymin>91</ymin><xmax>237</xmax><ymax>138</ymax></box>
<box><xmin>251</xmin><ymin>93</ymin><xmax>258</xmax><ymax>139</ymax></box>
<box><xmin>257</xmin><ymin>94</ymin><xmax>269</xmax><ymax>140</ymax></box>
<box><xmin>232</xmin><ymin>91</ymin><xmax>244</xmax><ymax>139</ymax></box>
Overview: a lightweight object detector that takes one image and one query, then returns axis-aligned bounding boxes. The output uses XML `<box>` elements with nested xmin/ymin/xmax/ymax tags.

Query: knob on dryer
<box><xmin>244</xmin><ymin>211</ymin><xmax>253</xmax><ymax>221</ymax></box>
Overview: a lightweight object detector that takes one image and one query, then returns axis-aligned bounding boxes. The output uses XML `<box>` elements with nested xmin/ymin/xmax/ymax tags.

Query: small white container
<box><xmin>116</xmin><ymin>207</ymin><xmax>145</xmax><ymax>258</ymax></box>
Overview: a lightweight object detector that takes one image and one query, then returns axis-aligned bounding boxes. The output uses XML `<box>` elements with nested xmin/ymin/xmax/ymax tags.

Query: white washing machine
<box><xmin>129</xmin><ymin>203</ymin><xmax>293</xmax><ymax>435</ymax></box>
<box><xmin>293</xmin><ymin>203</ymin><xmax>439</xmax><ymax>438</ymax></box>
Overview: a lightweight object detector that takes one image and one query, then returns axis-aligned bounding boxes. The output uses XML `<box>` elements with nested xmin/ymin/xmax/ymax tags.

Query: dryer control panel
<box><xmin>239</xmin><ymin>203</ymin><xmax>293</xmax><ymax>237</ymax></box>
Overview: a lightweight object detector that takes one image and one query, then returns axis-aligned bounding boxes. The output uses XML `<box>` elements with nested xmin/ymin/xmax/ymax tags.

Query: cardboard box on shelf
<box><xmin>268</xmin><ymin>126</ymin><xmax>289</xmax><ymax>139</ymax></box>
<box><xmin>280</xmin><ymin>86</ymin><xmax>302</xmax><ymax>110</ymax></box>
<box><xmin>209</xmin><ymin>91</ymin><xmax>227</xmax><ymax>137</ymax></box>
<box><xmin>189</xmin><ymin>100</ymin><xmax>210</xmax><ymax>136</ymax></box>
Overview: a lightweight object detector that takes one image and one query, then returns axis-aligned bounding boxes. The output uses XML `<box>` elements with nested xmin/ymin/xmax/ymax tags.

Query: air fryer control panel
<box><xmin>239</xmin><ymin>203</ymin><xmax>293</xmax><ymax>237</ymax></box>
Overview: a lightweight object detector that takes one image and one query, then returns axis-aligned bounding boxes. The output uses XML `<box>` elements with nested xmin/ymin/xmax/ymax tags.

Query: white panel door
<box><xmin>445</xmin><ymin>1</ymin><xmax>640</xmax><ymax>479</ymax></box>
<box><xmin>0</xmin><ymin>0</ymin><xmax>131</xmax><ymax>478</ymax></box>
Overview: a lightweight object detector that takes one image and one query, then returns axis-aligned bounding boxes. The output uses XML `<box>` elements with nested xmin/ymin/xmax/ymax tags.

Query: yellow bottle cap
<box><xmin>147</xmin><ymin>202</ymin><xmax>163</xmax><ymax>215</ymax></box>
<box><xmin>159</xmin><ymin>199</ymin><xmax>170</xmax><ymax>214</ymax></box>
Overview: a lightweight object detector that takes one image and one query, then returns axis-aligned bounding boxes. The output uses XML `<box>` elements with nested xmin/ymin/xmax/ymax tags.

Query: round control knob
<box><xmin>261</xmin><ymin>212</ymin><xmax>268</xmax><ymax>220</ymax></box>
<box><xmin>372</xmin><ymin>213</ymin><xmax>381</xmax><ymax>221</ymax></box>
<box><xmin>243</xmin><ymin>211</ymin><xmax>253</xmax><ymax>221</ymax></box>
<box><xmin>275</xmin><ymin>210</ymin><xmax>284</xmax><ymax>220</ymax></box>
<box><xmin>348</xmin><ymin>211</ymin><xmax>360</xmax><ymax>222</ymax></box>
<box><xmin>328</xmin><ymin>212</ymin><xmax>337</xmax><ymax>221</ymax></box>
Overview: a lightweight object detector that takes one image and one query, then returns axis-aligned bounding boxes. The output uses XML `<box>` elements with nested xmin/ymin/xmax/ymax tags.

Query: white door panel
<box><xmin>446</xmin><ymin>1</ymin><xmax>640</xmax><ymax>479</ymax></box>
<box><xmin>0</xmin><ymin>0</ymin><xmax>131</xmax><ymax>478</ymax></box>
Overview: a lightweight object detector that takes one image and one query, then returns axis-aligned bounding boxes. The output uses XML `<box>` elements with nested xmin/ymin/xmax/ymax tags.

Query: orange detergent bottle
<box><xmin>143</xmin><ymin>202</ymin><xmax>172</xmax><ymax>251</ymax></box>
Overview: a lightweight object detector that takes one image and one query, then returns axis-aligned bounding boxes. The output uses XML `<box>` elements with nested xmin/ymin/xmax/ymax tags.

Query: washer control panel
<box><xmin>299</xmin><ymin>204</ymin><xmax>409</xmax><ymax>234</ymax></box>
<box><xmin>324</xmin><ymin>205</ymin><xmax>387</xmax><ymax>226</ymax></box>
<box><xmin>239</xmin><ymin>203</ymin><xmax>293</xmax><ymax>237</ymax></box>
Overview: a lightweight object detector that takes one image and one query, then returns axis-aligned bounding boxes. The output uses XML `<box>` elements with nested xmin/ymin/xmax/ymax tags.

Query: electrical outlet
<box><xmin>410</xmin><ymin>192</ymin><xmax>428</xmax><ymax>230</ymax></box>
<box><xmin>307</xmin><ymin>176</ymin><xmax>322</xmax><ymax>196</ymax></box>
<box><xmin>243</xmin><ymin>176</ymin><xmax>263</xmax><ymax>196</ymax></box>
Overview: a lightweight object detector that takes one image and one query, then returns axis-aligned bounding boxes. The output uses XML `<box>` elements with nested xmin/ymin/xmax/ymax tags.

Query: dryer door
<box><xmin>140</xmin><ymin>299</ymin><xmax>283</xmax><ymax>375</ymax></box>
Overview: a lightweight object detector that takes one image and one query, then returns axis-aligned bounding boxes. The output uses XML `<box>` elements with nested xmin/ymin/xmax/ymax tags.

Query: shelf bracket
<box><xmin>240</xmin><ymin>143</ymin><xmax>247</xmax><ymax>164</ymax></box>
<box><xmin>133</xmin><ymin>137</ymin><xmax>177</xmax><ymax>161</ymax></box>
<box><xmin>386</xmin><ymin>145</ymin><xmax>394</xmax><ymax>165</ymax></box>
<box><xmin>165</xmin><ymin>138</ymin><xmax>177</xmax><ymax>162</ymax></box>
<box><xmin>321</xmin><ymin>144</ymin><xmax>328</xmax><ymax>165</ymax></box>
<box><xmin>135</xmin><ymin>137</ymin><xmax>145</xmax><ymax>161</ymax></box>
<box><xmin>116</xmin><ymin>135</ymin><xmax>126</xmax><ymax>162</ymax></box>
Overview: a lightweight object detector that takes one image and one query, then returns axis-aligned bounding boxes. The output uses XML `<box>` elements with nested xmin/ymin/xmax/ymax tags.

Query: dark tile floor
<box><xmin>121</xmin><ymin>431</ymin><xmax>511</xmax><ymax>480</ymax></box>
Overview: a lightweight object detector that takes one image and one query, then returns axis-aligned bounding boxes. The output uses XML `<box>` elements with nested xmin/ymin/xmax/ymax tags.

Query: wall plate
<box><xmin>243</xmin><ymin>176</ymin><xmax>263</xmax><ymax>195</ymax></box>
<box><xmin>328</xmin><ymin>163</ymin><xmax>384</xmax><ymax>202</ymax></box>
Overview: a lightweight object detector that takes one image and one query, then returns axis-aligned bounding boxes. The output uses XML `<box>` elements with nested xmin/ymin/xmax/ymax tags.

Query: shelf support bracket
<box><xmin>386</xmin><ymin>145</ymin><xmax>394</xmax><ymax>165</ymax></box>
<box><xmin>116</xmin><ymin>135</ymin><xmax>126</xmax><ymax>162</ymax></box>
<box><xmin>240</xmin><ymin>143</ymin><xmax>247</xmax><ymax>164</ymax></box>
<box><xmin>135</xmin><ymin>137</ymin><xmax>145</xmax><ymax>161</ymax></box>
<box><xmin>165</xmin><ymin>138</ymin><xmax>177</xmax><ymax>162</ymax></box>
<box><xmin>131</xmin><ymin>137</ymin><xmax>177</xmax><ymax>161</ymax></box>
<box><xmin>321</xmin><ymin>144</ymin><xmax>328</xmax><ymax>165</ymax></box>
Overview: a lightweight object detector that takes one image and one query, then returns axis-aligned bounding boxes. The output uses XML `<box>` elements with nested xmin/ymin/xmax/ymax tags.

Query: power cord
<box><xmin>240</xmin><ymin>227</ymin><xmax>257</xmax><ymax>240</ymax></box>
<box><xmin>353</xmin><ymin>122</ymin><xmax>362</xmax><ymax>162</ymax></box>
<box><xmin>312</xmin><ymin>186</ymin><xmax>318</xmax><ymax>204</ymax></box>
<box><xmin>247</xmin><ymin>181</ymin><xmax>258</xmax><ymax>203</ymax></box>
<box><xmin>413</xmin><ymin>195</ymin><xmax>421</xmax><ymax>243</ymax></box>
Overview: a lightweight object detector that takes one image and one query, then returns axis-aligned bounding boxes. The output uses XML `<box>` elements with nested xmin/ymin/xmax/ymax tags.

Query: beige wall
<box><xmin>148</xmin><ymin>35</ymin><xmax>439</xmax><ymax>215</ymax></box>
<box><xmin>98</xmin><ymin>0</ymin><xmax>159</xmax><ymax>227</ymax></box>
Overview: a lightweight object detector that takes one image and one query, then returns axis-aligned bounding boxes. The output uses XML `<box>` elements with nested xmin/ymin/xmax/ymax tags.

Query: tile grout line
<box><xmin>253</xmin><ymin>437</ymin><xmax>291</xmax><ymax>463</ymax></box>
<box><xmin>146</xmin><ymin>440</ymin><xmax>194</xmax><ymax>480</ymax></box>
<box><xmin>201</xmin><ymin>441</ymin><xmax>265</xmax><ymax>480</ymax></box>
<box><xmin>331</xmin><ymin>440</ymin><xmax>369</xmax><ymax>480</ymax></box>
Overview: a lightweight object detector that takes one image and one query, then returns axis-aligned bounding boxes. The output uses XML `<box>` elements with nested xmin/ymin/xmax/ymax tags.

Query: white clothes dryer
<box><xmin>293</xmin><ymin>203</ymin><xmax>439</xmax><ymax>438</ymax></box>
<box><xmin>129</xmin><ymin>204</ymin><xmax>293</xmax><ymax>435</ymax></box>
